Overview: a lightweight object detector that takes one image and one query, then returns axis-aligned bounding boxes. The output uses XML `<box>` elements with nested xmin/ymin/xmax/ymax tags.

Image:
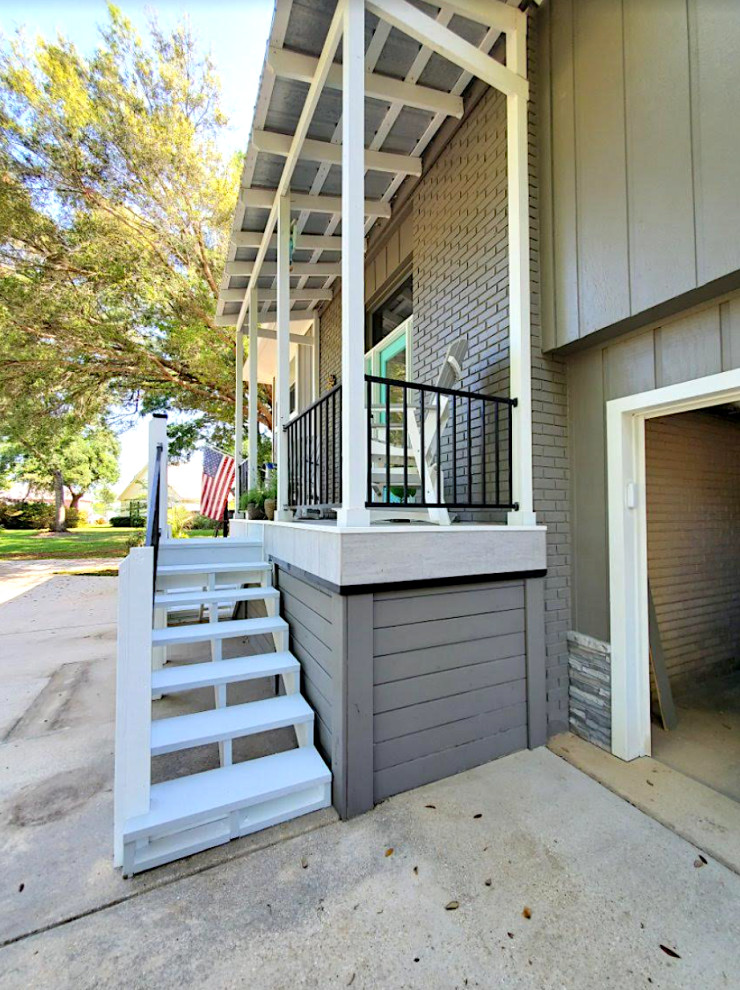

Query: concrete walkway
<box><xmin>1</xmin><ymin>565</ymin><xmax>739</xmax><ymax>988</ymax></box>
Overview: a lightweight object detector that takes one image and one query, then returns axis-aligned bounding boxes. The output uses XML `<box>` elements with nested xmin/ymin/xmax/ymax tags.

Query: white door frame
<box><xmin>607</xmin><ymin>368</ymin><xmax>740</xmax><ymax>761</ymax></box>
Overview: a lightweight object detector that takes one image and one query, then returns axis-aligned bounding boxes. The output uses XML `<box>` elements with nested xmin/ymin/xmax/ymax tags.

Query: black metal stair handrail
<box><xmin>283</xmin><ymin>383</ymin><xmax>342</xmax><ymax>510</ymax></box>
<box><xmin>365</xmin><ymin>374</ymin><xmax>518</xmax><ymax>511</ymax></box>
<box><xmin>145</xmin><ymin>442</ymin><xmax>163</xmax><ymax>594</ymax></box>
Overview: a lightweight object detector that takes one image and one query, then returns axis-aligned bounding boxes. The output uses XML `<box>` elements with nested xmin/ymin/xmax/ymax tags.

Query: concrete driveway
<box><xmin>1</xmin><ymin>566</ymin><xmax>739</xmax><ymax>989</ymax></box>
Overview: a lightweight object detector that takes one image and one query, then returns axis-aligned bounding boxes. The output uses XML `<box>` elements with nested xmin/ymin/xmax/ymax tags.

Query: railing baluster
<box><xmin>495</xmin><ymin>400</ymin><xmax>500</xmax><ymax>507</ymax></box>
<box><xmin>467</xmin><ymin>396</ymin><xmax>472</xmax><ymax>504</ymax></box>
<box><xmin>385</xmin><ymin>381</ymin><xmax>390</xmax><ymax>504</ymax></box>
<box><xmin>452</xmin><ymin>394</ymin><xmax>457</xmax><ymax>505</ymax></box>
<box><xmin>481</xmin><ymin>399</ymin><xmax>486</xmax><ymax>506</ymax></box>
<box><xmin>419</xmin><ymin>388</ymin><xmax>425</xmax><ymax>505</ymax></box>
<box><xmin>403</xmin><ymin>384</ymin><xmax>408</xmax><ymax>505</ymax></box>
<box><xmin>366</xmin><ymin>378</ymin><xmax>372</xmax><ymax>505</ymax></box>
<box><xmin>508</xmin><ymin>401</ymin><xmax>514</xmax><ymax>509</ymax></box>
<box><xmin>436</xmin><ymin>394</ymin><xmax>441</xmax><ymax>505</ymax></box>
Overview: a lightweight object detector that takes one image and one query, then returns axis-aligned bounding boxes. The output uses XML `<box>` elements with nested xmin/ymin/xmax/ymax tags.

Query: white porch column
<box><xmin>506</xmin><ymin>24</ymin><xmax>536</xmax><ymax>527</ymax></box>
<box><xmin>234</xmin><ymin>325</ymin><xmax>244</xmax><ymax>512</ymax></box>
<box><xmin>248</xmin><ymin>287</ymin><xmax>259</xmax><ymax>491</ymax></box>
<box><xmin>148</xmin><ymin>413</ymin><xmax>169</xmax><ymax>541</ymax></box>
<box><xmin>275</xmin><ymin>194</ymin><xmax>294</xmax><ymax>520</ymax></box>
<box><xmin>337</xmin><ymin>0</ymin><xmax>371</xmax><ymax>528</ymax></box>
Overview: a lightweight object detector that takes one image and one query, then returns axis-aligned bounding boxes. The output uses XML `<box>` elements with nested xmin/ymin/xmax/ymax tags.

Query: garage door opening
<box><xmin>645</xmin><ymin>408</ymin><xmax>740</xmax><ymax>802</ymax></box>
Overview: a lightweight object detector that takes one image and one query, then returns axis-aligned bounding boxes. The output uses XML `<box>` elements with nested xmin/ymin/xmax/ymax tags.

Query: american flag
<box><xmin>201</xmin><ymin>447</ymin><xmax>235</xmax><ymax>520</ymax></box>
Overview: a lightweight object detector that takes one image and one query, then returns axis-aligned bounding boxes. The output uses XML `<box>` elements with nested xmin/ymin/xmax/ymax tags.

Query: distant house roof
<box><xmin>117</xmin><ymin>458</ymin><xmax>203</xmax><ymax>509</ymax></box>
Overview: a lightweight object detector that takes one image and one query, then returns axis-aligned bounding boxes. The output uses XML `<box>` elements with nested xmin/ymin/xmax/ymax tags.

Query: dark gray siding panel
<box><xmin>371</xmin><ymin>581</ymin><xmax>528</xmax><ymax>802</ymax></box>
<box><xmin>539</xmin><ymin>0</ymin><xmax>740</xmax><ymax>348</ymax></box>
<box><xmin>573</xmin><ymin>0</ymin><xmax>630</xmax><ymax>335</ymax></box>
<box><xmin>276</xmin><ymin>568</ymin><xmax>341</xmax><ymax>769</ymax></box>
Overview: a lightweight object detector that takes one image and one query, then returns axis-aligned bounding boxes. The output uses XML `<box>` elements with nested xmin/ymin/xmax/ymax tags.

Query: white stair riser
<box><xmin>156</xmin><ymin>541</ymin><xmax>264</xmax><ymax>569</ymax></box>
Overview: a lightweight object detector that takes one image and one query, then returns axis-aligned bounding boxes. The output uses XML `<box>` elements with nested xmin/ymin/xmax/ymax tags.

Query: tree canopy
<box><xmin>0</xmin><ymin>5</ymin><xmax>271</xmax><ymax>458</ymax></box>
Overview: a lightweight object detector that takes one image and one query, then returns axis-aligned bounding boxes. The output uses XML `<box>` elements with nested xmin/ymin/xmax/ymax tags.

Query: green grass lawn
<box><xmin>0</xmin><ymin>526</ymin><xmax>143</xmax><ymax>560</ymax></box>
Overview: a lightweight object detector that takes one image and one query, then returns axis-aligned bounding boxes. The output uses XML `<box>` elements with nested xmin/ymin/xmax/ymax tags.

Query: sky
<box><xmin>0</xmin><ymin>0</ymin><xmax>274</xmax><ymax>490</ymax></box>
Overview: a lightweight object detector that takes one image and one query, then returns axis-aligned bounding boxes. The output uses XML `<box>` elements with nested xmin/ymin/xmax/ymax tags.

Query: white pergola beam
<box><xmin>225</xmin><ymin>261</ymin><xmax>341</xmax><ymax>277</ymax></box>
<box><xmin>267</xmin><ymin>45</ymin><xmax>464</xmax><ymax>118</ymax></box>
<box><xmin>438</xmin><ymin>0</ymin><xmax>524</xmax><ymax>35</ymax></box>
<box><xmin>242</xmin><ymin>187</ymin><xmax>391</xmax><ymax>219</ymax></box>
<box><xmin>254</xmin><ymin>129</ymin><xmax>421</xmax><ymax>177</ymax></box>
<box><xmin>217</xmin><ymin>313</ymin><xmax>316</xmax><ymax>328</ymax></box>
<box><xmin>222</xmin><ymin>288</ymin><xmax>333</xmax><ymax>303</ymax></box>
<box><xmin>367</xmin><ymin>0</ymin><xmax>528</xmax><ymax>100</ymax></box>
<box><xmin>232</xmin><ymin>232</ymin><xmax>343</xmax><ymax>252</ymax></box>
<box><xmin>256</xmin><ymin>328</ymin><xmax>315</xmax><ymax>345</ymax></box>
<box><xmin>233</xmin><ymin>0</ymin><xmax>346</xmax><ymax>334</ymax></box>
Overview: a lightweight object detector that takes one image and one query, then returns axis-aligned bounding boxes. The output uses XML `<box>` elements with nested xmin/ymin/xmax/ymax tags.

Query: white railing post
<box><xmin>275</xmin><ymin>195</ymin><xmax>294</xmax><ymax>520</ymax></box>
<box><xmin>248</xmin><ymin>287</ymin><xmax>259</xmax><ymax>491</ymax></box>
<box><xmin>235</xmin><ymin>326</ymin><xmax>245</xmax><ymax>513</ymax></box>
<box><xmin>113</xmin><ymin>547</ymin><xmax>153</xmax><ymax>869</ymax></box>
<box><xmin>506</xmin><ymin>22</ymin><xmax>536</xmax><ymax>527</ymax></box>
<box><xmin>337</xmin><ymin>0</ymin><xmax>371</xmax><ymax>528</ymax></box>
<box><xmin>148</xmin><ymin>413</ymin><xmax>169</xmax><ymax>540</ymax></box>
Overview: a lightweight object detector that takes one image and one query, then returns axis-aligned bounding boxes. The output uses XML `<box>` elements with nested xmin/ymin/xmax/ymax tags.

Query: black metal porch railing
<box><xmin>284</xmin><ymin>383</ymin><xmax>342</xmax><ymax>509</ymax></box>
<box><xmin>145</xmin><ymin>442</ymin><xmax>163</xmax><ymax>595</ymax></box>
<box><xmin>365</xmin><ymin>374</ymin><xmax>518</xmax><ymax>511</ymax></box>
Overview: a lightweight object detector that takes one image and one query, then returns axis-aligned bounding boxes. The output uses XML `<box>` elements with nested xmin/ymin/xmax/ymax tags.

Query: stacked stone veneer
<box><xmin>567</xmin><ymin>631</ymin><xmax>611</xmax><ymax>750</ymax></box>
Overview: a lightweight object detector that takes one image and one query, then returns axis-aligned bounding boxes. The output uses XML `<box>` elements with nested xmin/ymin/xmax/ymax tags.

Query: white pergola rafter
<box><xmin>231</xmin><ymin>232</ymin><xmax>343</xmax><ymax>251</ymax></box>
<box><xmin>253</xmin><ymin>129</ymin><xmax>422</xmax><ymax>177</ymax></box>
<box><xmin>267</xmin><ymin>46</ymin><xmax>464</xmax><ymax>118</ymax></box>
<box><xmin>225</xmin><ymin>261</ymin><xmax>342</xmax><ymax>278</ymax></box>
<box><xmin>242</xmin><ymin>187</ymin><xmax>390</xmax><ymax>219</ymax></box>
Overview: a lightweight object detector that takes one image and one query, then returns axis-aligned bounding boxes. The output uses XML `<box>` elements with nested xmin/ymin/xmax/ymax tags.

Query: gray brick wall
<box><xmin>319</xmin><ymin>289</ymin><xmax>342</xmax><ymax>393</ymax></box>
<box><xmin>316</xmin><ymin>14</ymin><xmax>571</xmax><ymax>734</ymax></box>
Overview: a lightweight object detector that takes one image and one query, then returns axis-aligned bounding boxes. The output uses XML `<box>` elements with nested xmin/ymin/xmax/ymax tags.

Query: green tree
<box><xmin>0</xmin><ymin>5</ymin><xmax>272</xmax><ymax>447</ymax></box>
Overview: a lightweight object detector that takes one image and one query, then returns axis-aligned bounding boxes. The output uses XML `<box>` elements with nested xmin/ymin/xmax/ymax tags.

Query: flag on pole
<box><xmin>201</xmin><ymin>447</ymin><xmax>235</xmax><ymax>520</ymax></box>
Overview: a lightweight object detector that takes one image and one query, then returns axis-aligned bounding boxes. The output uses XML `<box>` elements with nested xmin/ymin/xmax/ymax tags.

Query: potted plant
<box><xmin>263</xmin><ymin>476</ymin><xmax>278</xmax><ymax>521</ymax></box>
<box><xmin>242</xmin><ymin>486</ymin><xmax>266</xmax><ymax>520</ymax></box>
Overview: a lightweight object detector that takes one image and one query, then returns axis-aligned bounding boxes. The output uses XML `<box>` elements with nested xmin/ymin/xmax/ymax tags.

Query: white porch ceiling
<box><xmin>216</xmin><ymin>0</ymin><xmax>526</xmax><ymax>325</ymax></box>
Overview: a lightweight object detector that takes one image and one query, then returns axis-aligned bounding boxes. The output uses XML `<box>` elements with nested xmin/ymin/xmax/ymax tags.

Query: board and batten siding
<box><xmin>372</xmin><ymin>581</ymin><xmax>529</xmax><ymax>802</ymax></box>
<box><xmin>569</xmin><ymin>291</ymin><xmax>740</xmax><ymax>643</ymax></box>
<box><xmin>538</xmin><ymin>0</ymin><xmax>740</xmax><ymax>349</ymax></box>
<box><xmin>646</xmin><ymin>411</ymin><xmax>740</xmax><ymax>691</ymax></box>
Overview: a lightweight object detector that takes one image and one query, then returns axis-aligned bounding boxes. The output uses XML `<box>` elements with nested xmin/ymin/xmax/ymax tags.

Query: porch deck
<box><xmin>231</xmin><ymin>518</ymin><xmax>546</xmax><ymax>591</ymax></box>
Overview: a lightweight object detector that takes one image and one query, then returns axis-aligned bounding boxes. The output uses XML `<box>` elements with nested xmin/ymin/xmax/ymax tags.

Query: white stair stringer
<box><xmin>115</xmin><ymin>539</ymin><xmax>332</xmax><ymax>877</ymax></box>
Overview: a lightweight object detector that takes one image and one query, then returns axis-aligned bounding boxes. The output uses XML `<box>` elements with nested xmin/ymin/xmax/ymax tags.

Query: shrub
<box><xmin>168</xmin><ymin>504</ymin><xmax>193</xmax><ymax>539</ymax></box>
<box><xmin>109</xmin><ymin>515</ymin><xmax>133</xmax><ymax>528</ymax></box>
<box><xmin>0</xmin><ymin>499</ymin><xmax>55</xmax><ymax>530</ymax></box>
<box><xmin>190</xmin><ymin>513</ymin><xmax>216</xmax><ymax>530</ymax></box>
<box><xmin>126</xmin><ymin>530</ymin><xmax>145</xmax><ymax>549</ymax></box>
<box><xmin>65</xmin><ymin>507</ymin><xmax>81</xmax><ymax>528</ymax></box>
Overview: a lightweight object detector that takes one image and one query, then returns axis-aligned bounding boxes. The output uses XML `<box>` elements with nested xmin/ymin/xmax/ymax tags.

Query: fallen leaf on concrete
<box><xmin>659</xmin><ymin>945</ymin><xmax>681</xmax><ymax>959</ymax></box>
<box><xmin>646</xmin><ymin>779</ymin><xmax>654</xmax><ymax>787</ymax></box>
<box><xmin>473</xmin><ymin>813</ymin><xmax>482</xmax><ymax>819</ymax></box>
<box><xmin>694</xmin><ymin>855</ymin><xmax>707</xmax><ymax>868</ymax></box>
<box><xmin>425</xmin><ymin>804</ymin><xmax>436</xmax><ymax>809</ymax></box>
<box><xmin>507</xmin><ymin>932</ymin><xmax>514</xmax><ymax>939</ymax></box>
<box><xmin>18</xmin><ymin>883</ymin><xmax>24</xmax><ymax>893</ymax></box>
<box><xmin>347</xmin><ymin>973</ymin><xmax>355</xmax><ymax>986</ymax></box>
<box><xmin>445</xmin><ymin>900</ymin><xmax>460</xmax><ymax>911</ymax></box>
<box><xmin>301</xmin><ymin>857</ymin><xmax>308</xmax><ymax>869</ymax></box>
<box><xmin>385</xmin><ymin>847</ymin><xmax>394</xmax><ymax>857</ymax></box>
<box><xmin>413</xmin><ymin>866</ymin><xmax>419</xmax><ymax>875</ymax></box>
<box><xmin>522</xmin><ymin>907</ymin><xmax>532</xmax><ymax>919</ymax></box>
<box><xmin>484</xmin><ymin>879</ymin><xmax>492</xmax><ymax>887</ymax></box>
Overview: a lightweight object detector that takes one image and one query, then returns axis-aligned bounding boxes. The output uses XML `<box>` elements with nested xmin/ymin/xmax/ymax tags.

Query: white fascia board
<box><xmin>257</xmin><ymin>328</ymin><xmax>314</xmax><ymax>345</ymax></box>
<box><xmin>267</xmin><ymin>45</ymin><xmax>464</xmax><ymax>118</ymax></box>
<box><xmin>367</xmin><ymin>0</ymin><xmax>528</xmax><ymax>100</ymax></box>
<box><xmin>232</xmin><ymin>232</ymin><xmax>343</xmax><ymax>251</ymax></box>
<box><xmin>225</xmin><ymin>261</ymin><xmax>342</xmax><ymax>277</ymax></box>
<box><xmin>243</xmin><ymin>187</ymin><xmax>391</xmax><ymax>219</ymax></box>
<box><xmin>253</xmin><ymin>128</ymin><xmax>422</xmax><ymax>177</ymax></box>
<box><xmin>217</xmin><ymin>313</ymin><xmax>315</xmax><ymax>328</ymax></box>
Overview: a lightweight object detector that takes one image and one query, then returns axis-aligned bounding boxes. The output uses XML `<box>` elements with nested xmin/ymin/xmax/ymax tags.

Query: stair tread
<box><xmin>151</xmin><ymin>652</ymin><xmax>298</xmax><ymax>694</ymax></box>
<box><xmin>150</xmin><ymin>694</ymin><xmax>313</xmax><ymax>755</ymax></box>
<box><xmin>157</xmin><ymin>561</ymin><xmax>270</xmax><ymax>575</ymax></box>
<box><xmin>125</xmin><ymin>746</ymin><xmax>331</xmax><ymax>840</ymax></box>
<box><xmin>154</xmin><ymin>586</ymin><xmax>279</xmax><ymax>608</ymax></box>
<box><xmin>152</xmin><ymin>615</ymin><xmax>286</xmax><ymax>646</ymax></box>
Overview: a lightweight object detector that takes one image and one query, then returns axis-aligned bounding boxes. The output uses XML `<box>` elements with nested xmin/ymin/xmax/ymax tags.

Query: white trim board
<box><xmin>606</xmin><ymin>369</ymin><xmax>740</xmax><ymax>762</ymax></box>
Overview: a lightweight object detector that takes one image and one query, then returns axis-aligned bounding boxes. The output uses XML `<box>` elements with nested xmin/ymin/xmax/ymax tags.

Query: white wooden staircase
<box><xmin>114</xmin><ymin>534</ymin><xmax>332</xmax><ymax>877</ymax></box>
